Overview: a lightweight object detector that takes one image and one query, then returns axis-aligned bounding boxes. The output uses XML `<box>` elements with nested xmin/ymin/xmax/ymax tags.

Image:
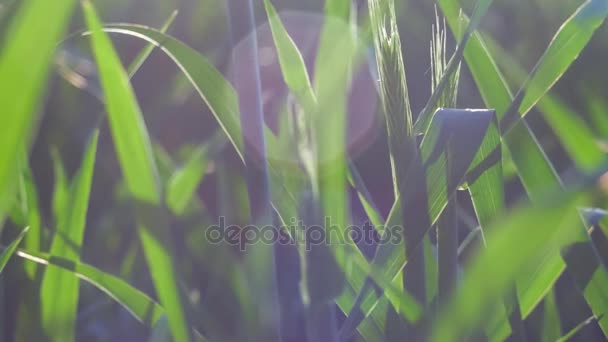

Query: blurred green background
<box><xmin>1</xmin><ymin>0</ymin><xmax>607</xmax><ymax>340</ymax></box>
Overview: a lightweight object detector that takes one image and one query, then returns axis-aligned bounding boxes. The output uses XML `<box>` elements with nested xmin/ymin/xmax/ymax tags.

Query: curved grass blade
<box><xmin>127</xmin><ymin>9</ymin><xmax>178</xmax><ymax>77</ymax></box>
<box><xmin>97</xmin><ymin>24</ymin><xmax>244</xmax><ymax>161</ymax></box>
<box><xmin>40</xmin><ymin>130</ymin><xmax>98</xmax><ymax>341</ymax></box>
<box><xmin>82</xmin><ymin>2</ymin><xmax>190</xmax><ymax>340</ymax></box>
<box><xmin>0</xmin><ymin>0</ymin><xmax>77</xmax><ymax>220</ymax></box>
<box><xmin>0</xmin><ymin>227</ymin><xmax>29</xmax><ymax>273</ymax></box>
<box><xmin>17</xmin><ymin>248</ymin><xmax>164</xmax><ymax>326</ymax></box>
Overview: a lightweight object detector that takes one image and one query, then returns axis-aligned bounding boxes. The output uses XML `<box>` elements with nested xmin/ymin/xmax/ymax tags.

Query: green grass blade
<box><xmin>40</xmin><ymin>130</ymin><xmax>98</xmax><ymax>341</ymax></box>
<box><xmin>18</xmin><ymin>248</ymin><xmax>164</xmax><ymax>326</ymax></box>
<box><xmin>0</xmin><ymin>227</ymin><xmax>29</xmax><ymax>273</ymax></box>
<box><xmin>127</xmin><ymin>9</ymin><xmax>178</xmax><ymax>77</ymax></box>
<box><xmin>83</xmin><ymin>14</ymin><xmax>160</xmax><ymax>204</ymax></box>
<box><xmin>484</xmin><ymin>36</ymin><xmax>604</xmax><ymax>171</ymax></box>
<box><xmin>82</xmin><ymin>2</ymin><xmax>190</xmax><ymax>340</ymax></box>
<box><xmin>0</xmin><ymin>0</ymin><xmax>77</xmax><ymax>220</ymax></box>
<box><xmin>465</xmin><ymin>113</ymin><xmax>526</xmax><ymax>340</ymax></box>
<box><xmin>555</xmin><ymin>315</ymin><xmax>599</xmax><ymax>342</ymax></box>
<box><xmin>502</xmin><ymin>0</ymin><xmax>608</xmax><ymax>132</ymax></box>
<box><xmin>18</xmin><ymin>165</ymin><xmax>42</xmax><ymax>278</ymax></box>
<box><xmin>348</xmin><ymin>162</ymin><xmax>384</xmax><ymax>228</ymax></box>
<box><xmin>432</xmin><ymin>192</ymin><xmax>590</xmax><ymax>341</ymax></box>
<box><xmin>51</xmin><ymin>148</ymin><xmax>69</xmax><ymax>227</ymax></box>
<box><xmin>586</xmin><ymin>92</ymin><xmax>608</xmax><ymax>139</ymax></box>
<box><xmin>312</xmin><ymin>7</ymin><xmax>360</xmax><ymax>287</ymax></box>
<box><xmin>98</xmin><ymin>24</ymin><xmax>244</xmax><ymax>161</ymax></box>
<box><xmin>264</xmin><ymin>0</ymin><xmax>316</xmax><ymax>110</ymax></box>
<box><xmin>314</xmin><ymin>0</ymin><xmax>351</xmax><ymax>95</ymax></box>
<box><xmin>438</xmin><ymin>0</ymin><xmax>608</xmax><ymax>336</ymax></box>
<box><xmin>541</xmin><ymin>289</ymin><xmax>562</xmax><ymax>342</ymax></box>
<box><xmin>166</xmin><ymin>144</ymin><xmax>209</xmax><ymax>216</ymax></box>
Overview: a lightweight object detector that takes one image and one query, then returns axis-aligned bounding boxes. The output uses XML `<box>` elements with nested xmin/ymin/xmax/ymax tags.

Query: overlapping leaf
<box><xmin>40</xmin><ymin>131</ymin><xmax>98</xmax><ymax>341</ymax></box>
<box><xmin>82</xmin><ymin>2</ymin><xmax>190</xmax><ymax>340</ymax></box>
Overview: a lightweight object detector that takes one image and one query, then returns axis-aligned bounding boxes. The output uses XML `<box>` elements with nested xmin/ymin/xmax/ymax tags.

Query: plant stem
<box><xmin>225</xmin><ymin>0</ymin><xmax>282</xmax><ymax>340</ymax></box>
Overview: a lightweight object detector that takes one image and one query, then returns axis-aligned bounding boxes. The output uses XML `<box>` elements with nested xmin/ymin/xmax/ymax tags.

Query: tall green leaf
<box><xmin>0</xmin><ymin>0</ymin><xmax>77</xmax><ymax>220</ymax></box>
<box><xmin>40</xmin><ymin>130</ymin><xmax>98</xmax><ymax>341</ymax></box>
<box><xmin>17</xmin><ymin>166</ymin><xmax>42</xmax><ymax>278</ymax></box>
<box><xmin>82</xmin><ymin>2</ymin><xmax>190</xmax><ymax>340</ymax></box>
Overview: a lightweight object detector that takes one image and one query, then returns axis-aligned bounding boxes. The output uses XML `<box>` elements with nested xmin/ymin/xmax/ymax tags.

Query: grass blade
<box><xmin>126</xmin><ymin>9</ymin><xmax>178</xmax><ymax>77</ymax></box>
<box><xmin>0</xmin><ymin>0</ymin><xmax>77</xmax><ymax>220</ymax></box>
<box><xmin>82</xmin><ymin>2</ymin><xmax>190</xmax><ymax>340</ymax></box>
<box><xmin>465</xmin><ymin>108</ymin><xmax>526</xmax><ymax>340</ymax></box>
<box><xmin>501</xmin><ymin>0</ymin><xmax>608</xmax><ymax>132</ymax></box>
<box><xmin>166</xmin><ymin>144</ymin><xmax>209</xmax><ymax>216</ymax></box>
<box><xmin>40</xmin><ymin>130</ymin><xmax>98</xmax><ymax>341</ymax></box>
<box><xmin>17</xmin><ymin>165</ymin><xmax>42</xmax><ymax>278</ymax></box>
<box><xmin>541</xmin><ymin>289</ymin><xmax>562</xmax><ymax>342</ymax></box>
<box><xmin>0</xmin><ymin>227</ymin><xmax>29</xmax><ymax>273</ymax></box>
<box><xmin>264</xmin><ymin>0</ymin><xmax>316</xmax><ymax>111</ymax></box>
<box><xmin>556</xmin><ymin>315</ymin><xmax>599</xmax><ymax>342</ymax></box>
<box><xmin>51</xmin><ymin>148</ymin><xmax>69</xmax><ymax>227</ymax></box>
<box><xmin>483</xmin><ymin>35</ymin><xmax>604</xmax><ymax>171</ymax></box>
<box><xmin>18</xmin><ymin>248</ymin><xmax>164</xmax><ymax>326</ymax></box>
<box><xmin>98</xmin><ymin>24</ymin><xmax>244</xmax><ymax>161</ymax></box>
